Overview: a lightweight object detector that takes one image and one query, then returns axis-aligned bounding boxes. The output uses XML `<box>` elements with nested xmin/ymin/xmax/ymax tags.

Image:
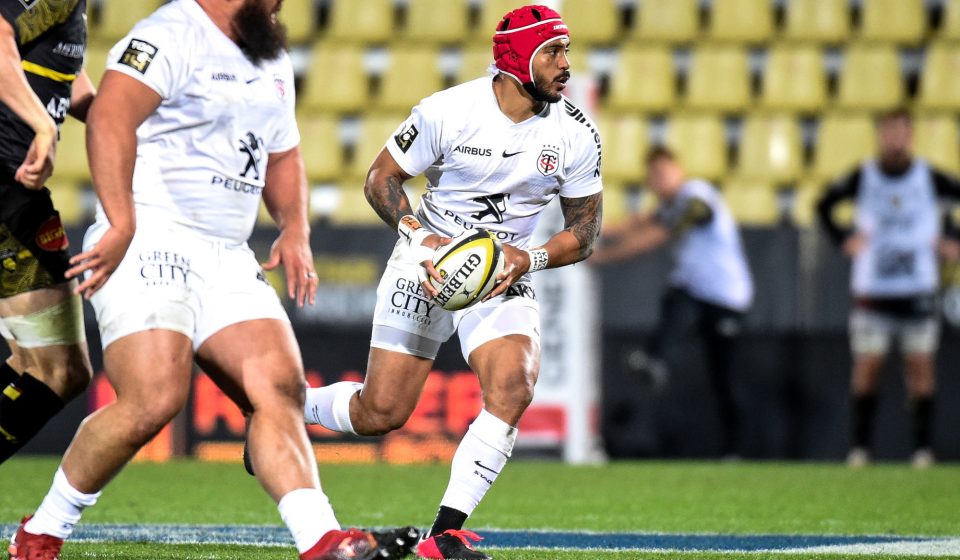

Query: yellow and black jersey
<box><xmin>0</xmin><ymin>0</ymin><xmax>86</xmax><ymax>179</ymax></box>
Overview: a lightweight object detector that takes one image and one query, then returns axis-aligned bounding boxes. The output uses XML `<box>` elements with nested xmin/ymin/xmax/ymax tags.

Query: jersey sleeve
<box><xmin>384</xmin><ymin>95</ymin><xmax>444</xmax><ymax>177</ymax></box>
<box><xmin>105</xmin><ymin>20</ymin><xmax>189</xmax><ymax>100</ymax></box>
<box><xmin>268</xmin><ymin>56</ymin><xmax>300</xmax><ymax>154</ymax></box>
<box><xmin>561</xmin><ymin>120</ymin><xmax>603</xmax><ymax>198</ymax></box>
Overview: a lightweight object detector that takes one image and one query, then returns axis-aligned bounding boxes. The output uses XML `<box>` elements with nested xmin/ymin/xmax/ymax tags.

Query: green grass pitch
<box><xmin>1</xmin><ymin>458</ymin><xmax>957</xmax><ymax>559</ymax></box>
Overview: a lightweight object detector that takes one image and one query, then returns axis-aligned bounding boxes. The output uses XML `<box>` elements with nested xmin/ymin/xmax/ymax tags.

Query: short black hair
<box><xmin>645</xmin><ymin>145</ymin><xmax>677</xmax><ymax>165</ymax></box>
<box><xmin>876</xmin><ymin>107</ymin><xmax>912</xmax><ymax>126</ymax></box>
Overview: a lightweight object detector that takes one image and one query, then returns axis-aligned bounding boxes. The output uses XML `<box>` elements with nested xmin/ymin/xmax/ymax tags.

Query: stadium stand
<box><xmin>376</xmin><ymin>47</ymin><xmax>445</xmax><ymax>111</ymax></box>
<box><xmin>562</xmin><ymin>0</ymin><xmax>621</xmax><ymax>46</ymax></box>
<box><xmin>606</xmin><ymin>46</ymin><xmax>675</xmax><ymax>113</ymax></box>
<box><xmin>735</xmin><ymin>113</ymin><xmax>804</xmax><ymax>185</ymax></box>
<box><xmin>685</xmin><ymin>45</ymin><xmax>751</xmax><ymax>113</ymax></box>
<box><xmin>300</xmin><ymin>45</ymin><xmax>370</xmax><ymax>114</ymax></box>
<box><xmin>835</xmin><ymin>43</ymin><xmax>905</xmax><ymax>110</ymax></box>
<box><xmin>941</xmin><ymin>0</ymin><xmax>960</xmax><ymax>40</ymax></box>
<box><xmin>595</xmin><ymin>113</ymin><xmax>649</xmax><ymax>183</ymax></box>
<box><xmin>403</xmin><ymin>0</ymin><xmax>470</xmax><ymax>45</ymax></box>
<box><xmin>278</xmin><ymin>0</ymin><xmax>317</xmax><ymax>45</ymax></box>
<box><xmin>89</xmin><ymin>0</ymin><xmax>166</xmax><ymax>43</ymax></box>
<box><xmin>782</xmin><ymin>0</ymin><xmax>851</xmax><ymax>44</ymax></box>
<box><xmin>914</xmin><ymin>113</ymin><xmax>960</xmax><ymax>175</ymax></box>
<box><xmin>859</xmin><ymin>0</ymin><xmax>926</xmax><ymax>46</ymax></box>
<box><xmin>630</xmin><ymin>0</ymin><xmax>699</xmax><ymax>44</ymax></box>
<box><xmin>917</xmin><ymin>42</ymin><xmax>960</xmax><ymax>111</ymax></box>
<box><xmin>811</xmin><ymin>112</ymin><xmax>877</xmax><ymax>180</ymax></box>
<box><xmin>324</xmin><ymin>0</ymin><xmax>394</xmax><ymax>44</ymax></box>
<box><xmin>665</xmin><ymin>113</ymin><xmax>728</xmax><ymax>181</ymax></box>
<box><xmin>707</xmin><ymin>0</ymin><xmax>774</xmax><ymax>44</ymax></box>
<box><xmin>349</xmin><ymin>113</ymin><xmax>407</xmax><ymax>179</ymax></box>
<box><xmin>760</xmin><ymin>44</ymin><xmax>827</xmax><ymax>113</ymax></box>
<box><xmin>720</xmin><ymin>177</ymin><xmax>782</xmax><ymax>226</ymax></box>
<box><xmin>298</xmin><ymin>113</ymin><xmax>344</xmax><ymax>182</ymax></box>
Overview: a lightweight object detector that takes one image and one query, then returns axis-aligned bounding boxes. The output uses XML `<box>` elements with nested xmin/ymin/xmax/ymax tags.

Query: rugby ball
<box><xmin>430</xmin><ymin>229</ymin><xmax>505</xmax><ymax>311</ymax></box>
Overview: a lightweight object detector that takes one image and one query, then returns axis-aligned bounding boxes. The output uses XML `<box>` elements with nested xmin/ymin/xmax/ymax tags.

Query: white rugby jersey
<box><xmin>657</xmin><ymin>180</ymin><xmax>753</xmax><ymax>311</ymax></box>
<box><xmin>97</xmin><ymin>0</ymin><xmax>299</xmax><ymax>244</ymax></box>
<box><xmin>852</xmin><ymin>159</ymin><xmax>941</xmax><ymax>297</ymax></box>
<box><xmin>385</xmin><ymin>76</ymin><xmax>603</xmax><ymax>249</ymax></box>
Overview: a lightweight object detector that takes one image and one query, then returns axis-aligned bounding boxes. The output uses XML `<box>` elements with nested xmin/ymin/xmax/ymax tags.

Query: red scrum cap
<box><xmin>493</xmin><ymin>5</ymin><xmax>569</xmax><ymax>87</ymax></box>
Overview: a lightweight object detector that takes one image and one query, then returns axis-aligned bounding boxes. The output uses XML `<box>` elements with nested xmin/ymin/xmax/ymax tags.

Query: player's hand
<box><xmin>263</xmin><ymin>226</ymin><xmax>317</xmax><ymax>307</ymax></box>
<box><xmin>66</xmin><ymin>226</ymin><xmax>134</xmax><ymax>299</ymax></box>
<box><xmin>939</xmin><ymin>238</ymin><xmax>960</xmax><ymax>262</ymax></box>
<box><xmin>15</xmin><ymin>126</ymin><xmax>57</xmax><ymax>190</ymax></box>
<box><xmin>482</xmin><ymin>243</ymin><xmax>527</xmax><ymax>302</ymax></box>
<box><xmin>416</xmin><ymin>233</ymin><xmax>451</xmax><ymax>298</ymax></box>
<box><xmin>843</xmin><ymin>234</ymin><xmax>866</xmax><ymax>257</ymax></box>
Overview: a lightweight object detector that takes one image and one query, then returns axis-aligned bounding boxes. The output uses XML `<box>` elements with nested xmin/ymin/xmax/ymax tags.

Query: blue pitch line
<box><xmin>0</xmin><ymin>524</ymin><xmax>939</xmax><ymax>551</ymax></box>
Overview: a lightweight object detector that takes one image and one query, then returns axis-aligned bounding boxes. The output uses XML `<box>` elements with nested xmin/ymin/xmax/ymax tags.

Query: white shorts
<box><xmin>85</xmin><ymin>221</ymin><xmax>288</xmax><ymax>350</ymax></box>
<box><xmin>371</xmin><ymin>239</ymin><xmax>540</xmax><ymax>361</ymax></box>
<box><xmin>849</xmin><ymin>308</ymin><xmax>940</xmax><ymax>356</ymax></box>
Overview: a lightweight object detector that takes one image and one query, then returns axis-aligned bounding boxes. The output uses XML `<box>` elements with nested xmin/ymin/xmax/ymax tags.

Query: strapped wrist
<box><xmin>525</xmin><ymin>247</ymin><xmax>549</xmax><ymax>272</ymax></box>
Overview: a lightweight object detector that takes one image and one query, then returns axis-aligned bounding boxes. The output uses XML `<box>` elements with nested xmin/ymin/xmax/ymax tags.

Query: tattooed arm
<box><xmin>364</xmin><ymin>148</ymin><xmax>416</xmax><ymax>230</ymax></box>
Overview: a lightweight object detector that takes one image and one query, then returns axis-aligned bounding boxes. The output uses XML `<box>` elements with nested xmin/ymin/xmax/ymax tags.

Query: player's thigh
<box><xmin>196</xmin><ymin>319</ymin><xmax>305</xmax><ymax>413</ymax></box>
<box><xmin>899</xmin><ymin>316</ymin><xmax>940</xmax><ymax>356</ymax></box>
<box><xmin>359</xmin><ymin>344</ymin><xmax>435</xmax><ymax>420</ymax></box>
<box><xmin>849</xmin><ymin>308</ymin><xmax>893</xmax><ymax>357</ymax></box>
<box><xmin>0</xmin><ymin>282</ymin><xmax>91</xmax><ymax>397</ymax></box>
<box><xmin>102</xmin><ymin>329</ymin><xmax>194</xmax><ymax>415</ymax></box>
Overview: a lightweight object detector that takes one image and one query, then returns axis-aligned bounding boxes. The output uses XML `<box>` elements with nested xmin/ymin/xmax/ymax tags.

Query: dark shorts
<box><xmin>0</xmin><ymin>180</ymin><xmax>71</xmax><ymax>298</ymax></box>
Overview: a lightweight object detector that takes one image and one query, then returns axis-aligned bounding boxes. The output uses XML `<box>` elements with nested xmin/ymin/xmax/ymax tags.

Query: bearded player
<box><xmin>8</xmin><ymin>1</ymin><xmax>417</xmax><ymax>559</ymax></box>
<box><xmin>296</xmin><ymin>6</ymin><xmax>603</xmax><ymax>559</ymax></box>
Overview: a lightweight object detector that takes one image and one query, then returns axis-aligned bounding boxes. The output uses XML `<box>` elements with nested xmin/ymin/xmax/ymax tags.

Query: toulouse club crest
<box><xmin>273</xmin><ymin>74</ymin><xmax>286</xmax><ymax>99</ymax></box>
<box><xmin>537</xmin><ymin>146</ymin><xmax>560</xmax><ymax>177</ymax></box>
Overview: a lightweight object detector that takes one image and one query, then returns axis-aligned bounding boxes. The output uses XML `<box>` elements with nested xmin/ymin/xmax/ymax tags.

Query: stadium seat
<box><xmin>278</xmin><ymin>0</ymin><xmax>317</xmax><ymax>45</ymax></box>
<box><xmin>782</xmin><ymin>0</ymin><xmax>850</xmax><ymax>44</ymax></box>
<box><xmin>707</xmin><ymin>0</ymin><xmax>773</xmax><ymax>44</ymax></box>
<box><xmin>720</xmin><ymin>177</ymin><xmax>781</xmax><ymax>226</ymax></box>
<box><xmin>404</xmin><ymin>0</ymin><xmax>469</xmax><ymax>45</ymax></box>
<box><xmin>91</xmin><ymin>0</ymin><xmax>165</xmax><ymax>43</ymax></box>
<box><xmin>476</xmin><ymin>0</ymin><xmax>524</xmax><ymax>40</ymax></box>
<box><xmin>812</xmin><ymin>112</ymin><xmax>876</xmax><ymax>180</ymax></box>
<box><xmin>349</xmin><ymin>113</ymin><xmax>408</xmax><ymax>178</ymax></box>
<box><xmin>735</xmin><ymin>113</ymin><xmax>803</xmax><ymax>185</ymax></box>
<box><xmin>562</xmin><ymin>0</ymin><xmax>621</xmax><ymax>46</ymax></box>
<box><xmin>376</xmin><ymin>48</ymin><xmax>444</xmax><ymax>112</ymax></box>
<box><xmin>631</xmin><ymin>0</ymin><xmax>698</xmax><ymax>44</ymax></box>
<box><xmin>456</xmin><ymin>45</ymin><xmax>495</xmax><ymax>85</ymax></box>
<box><xmin>599</xmin><ymin>182</ymin><xmax>631</xmax><ymax>226</ymax></box>
<box><xmin>329</xmin><ymin>183</ymin><xmax>382</xmax><ymax>225</ymax></box>
<box><xmin>82</xmin><ymin>42</ymin><xmax>112</xmax><ymax>89</ymax></box>
<box><xmin>940</xmin><ymin>0</ymin><xmax>960</xmax><ymax>40</ymax></box>
<box><xmin>300</xmin><ymin>45</ymin><xmax>370</xmax><ymax>114</ymax></box>
<box><xmin>835</xmin><ymin>44</ymin><xmax>904</xmax><ymax>111</ymax></box>
<box><xmin>790</xmin><ymin>178</ymin><xmax>827</xmax><ymax>228</ymax></box>
<box><xmin>606</xmin><ymin>46</ymin><xmax>675</xmax><ymax>113</ymax></box>
<box><xmin>665</xmin><ymin>113</ymin><xmax>728</xmax><ymax>181</ymax></box>
<box><xmin>297</xmin><ymin>113</ymin><xmax>343</xmax><ymax>182</ymax></box>
<box><xmin>914</xmin><ymin>113</ymin><xmax>960</xmax><ymax>175</ymax></box>
<box><xmin>594</xmin><ymin>113</ymin><xmax>649</xmax><ymax>183</ymax></box>
<box><xmin>917</xmin><ymin>43</ymin><xmax>960</xmax><ymax>111</ymax></box>
<box><xmin>55</xmin><ymin>118</ymin><xmax>90</xmax><ymax>185</ymax></box>
<box><xmin>685</xmin><ymin>45</ymin><xmax>751</xmax><ymax>113</ymax></box>
<box><xmin>760</xmin><ymin>44</ymin><xmax>827</xmax><ymax>113</ymax></box>
<box><xmin>860</xmin><ymin>0</ymin><xmax>925</xmax><ymax>45</ymax></box>
<box><xmin>325</xmin><ymin>0</ymin><xmax>394</xmax><ymax>44</ymax></box>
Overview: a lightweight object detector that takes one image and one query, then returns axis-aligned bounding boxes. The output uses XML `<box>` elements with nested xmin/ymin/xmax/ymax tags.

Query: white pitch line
<box><xmin>775</xmin><ymin>539</ymin><xmax>960</xmax><ymax>557</ymax></box>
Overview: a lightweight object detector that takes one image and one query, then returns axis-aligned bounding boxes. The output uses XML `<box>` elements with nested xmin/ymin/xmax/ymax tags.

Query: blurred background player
<box><xmin>0</xmin><ymin>0</ymin><xmax>95</xmax><ymax>464</ymax></box>
<box><xmin>591</xmin><ymin>146</ymin><xmax>753</xmax><ymax>457</ymax></box>
<box><xmin>817</xmin><ymin>108</ymin><xmax>960</xmax><ymax>469</ymax></box>
<box><xmin>295</xmin><ymin>5</ymin><xmax>602</xmax><ymax>559</ymax></box>
<box><xmin>8</xmin><ymin>1</ymin><xmax>416</xmax><ymax>559</ymax></box>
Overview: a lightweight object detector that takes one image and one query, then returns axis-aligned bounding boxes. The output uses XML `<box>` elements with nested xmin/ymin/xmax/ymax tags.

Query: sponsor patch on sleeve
<box><xmin>118</xmin><ymin>38</ymin><xmax>158</xmax><ymax>74</ymax></box>
<box><xmin>394</xmin><ymin>123</ymin><xmax>419</xmax><ymax>153</ymax></box>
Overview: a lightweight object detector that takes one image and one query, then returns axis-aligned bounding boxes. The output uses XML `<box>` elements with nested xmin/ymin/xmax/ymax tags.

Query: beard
<box><xmin>232</xmin><ymin>0</ymin><xmax>287</xmax><ymax>66</ymax></box>
<box><xmin>525</xmin><ymin>69</ymin><xmax>570</xmax><ymax>103</ymax></box>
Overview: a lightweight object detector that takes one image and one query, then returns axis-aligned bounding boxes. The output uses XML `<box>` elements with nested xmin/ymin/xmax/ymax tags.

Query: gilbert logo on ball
<box><xmin>430</xmin><ymin>230</ymin><xmax>505</xmax><ymax>311</ymax></box>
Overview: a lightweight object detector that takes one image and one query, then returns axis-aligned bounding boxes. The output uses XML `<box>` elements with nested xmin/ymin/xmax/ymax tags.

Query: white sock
<box><xmin>303</xmin><ymin>382</ymin><xmax>361</xmax><ymax>435</ymax></box>
<box><xmin>24</xmin><ymin>467</ymin><xmax>101</xmax><ymax>539</ymax></box>
<box><xmin>278</xmin><ymin>488</ymin><xmax>340</xmax><ymax>553</ymax></box>
<box><xmin>439</xmin><ymin>409</ymin><xmax>517</xmax><ymax>516</ymax></box>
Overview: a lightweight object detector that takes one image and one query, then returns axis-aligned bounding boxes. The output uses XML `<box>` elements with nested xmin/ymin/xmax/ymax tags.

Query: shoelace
<box><xmin>440</xmin><ymin>529</ymin><xmax>483</xmax><ymax>549</ymax></box>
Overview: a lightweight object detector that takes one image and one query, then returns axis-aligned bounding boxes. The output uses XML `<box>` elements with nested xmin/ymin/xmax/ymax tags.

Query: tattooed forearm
<box><xmin>365</xmin><ymin>172</ymin><xmax>413</xmax><ymax>230</ymax></box>
<box><xmin>561</xmin><ymin>192</ymin><xmax>603</xmax><ymax>261</ymax></box>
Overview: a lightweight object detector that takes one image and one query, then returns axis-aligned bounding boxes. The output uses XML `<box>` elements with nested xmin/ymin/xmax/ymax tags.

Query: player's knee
<box><xmin>485</xmin><ymin>373</ymin><xmax>535</xmax><ymax>416</ymax></box>
<box><xmin>357</xmin><ymin>399</ymin><xmax>412</xmax><ymax>436</ymax></box>
<box><xmin>249</xmin><ymin>372</ymin><xmax>307</xmax><ymax>412</ymax></box>
<box><xmin>60</xmin><ymin>355</ymin><xmax>93</xmax><ymax>399</ymax></box>
<box><xmin>127</xmin><ymin>393</ymin><xmax>186</xmax><ymax>443</ymax></box>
